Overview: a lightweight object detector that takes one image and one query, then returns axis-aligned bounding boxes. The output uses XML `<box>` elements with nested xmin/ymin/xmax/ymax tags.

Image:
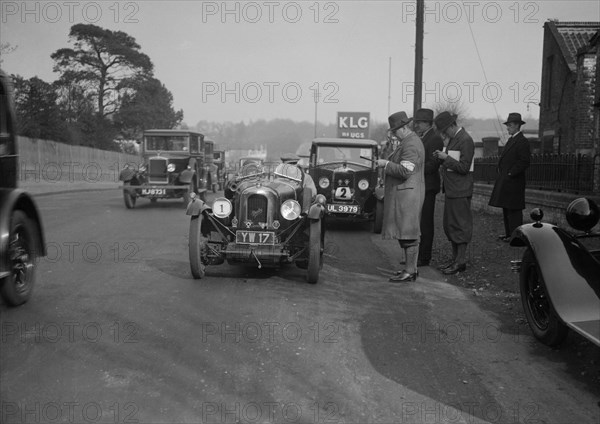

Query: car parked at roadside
<box><xmin>0</xmin><ymin>69</ymin><xmax>46</xmax><ymax>306</ymax></box>
<box><xmin>119</xmin><ymin>129</ymin><xmax>209</xmax><ymax>208</ymax></box>
<box><xmin>510</xmin><ymin>197</ymin><xmax>600</xmax><ymax>347</ymax></box>
<box><xmin>308</xmin><ymin>138</ymin><xmax>383</xmax><ymax>232</ymax></box>
<box><xmin>186</xmin><ymin>162</ymin><xmax>326</xmax><ymax>283</ymax></box>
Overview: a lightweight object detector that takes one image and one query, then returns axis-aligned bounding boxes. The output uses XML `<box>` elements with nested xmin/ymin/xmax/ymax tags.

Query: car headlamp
<box><xmin>280</xmin><ymin>200</ymin><xmax>301</xmax><ymax>221</ymax></box>
<box><xmin>167</xmin><ymin>163</ymin><xmax>176</xmax><ymax>172</ymax></box>
<box><xmin>213</xmin><ymin>198</ymin><xmax>232</xmax><ymax>218</ymax></box>
<box><xmin>318</xmin><ymin>177</ymin><xmax>330</xmax><ymax>189</ymax></box>
<box><xmin>358</xmin><ymin>179</ymin><xmax>369</xmax><ymax>190</ymax></box>
<box><xmin>139</xmin><ymin>165</ymin><xmax>147</xmax><ymax>173</ymax></box>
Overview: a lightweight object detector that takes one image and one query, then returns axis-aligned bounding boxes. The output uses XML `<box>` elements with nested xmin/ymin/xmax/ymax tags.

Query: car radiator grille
<box><xmin>149</xmin><ymin>158</ymin><xmax>168</xmax><ymax>183</ymax></box>
<box><xmin>247</xmin><ymin>194</ymin><xmax>268</xmax><ymax>223</ymax></box>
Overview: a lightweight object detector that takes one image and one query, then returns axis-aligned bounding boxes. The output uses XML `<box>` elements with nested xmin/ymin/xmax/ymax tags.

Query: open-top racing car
<box><xmin>186</xmin><ymin>162</ymin><xmax>326</xmax><ymax>283</ymax></box>
<box><xmin>510</xmin><ymin>197</ymin><xmax>600</xmax><ymax>347</ymax></box>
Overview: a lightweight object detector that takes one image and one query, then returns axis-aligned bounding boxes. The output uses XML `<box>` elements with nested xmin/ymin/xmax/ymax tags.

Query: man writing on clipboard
<box><xmin>432</xmin><ymin>111</ymin><xmax>475</xmax><ymax>275</ymax></box>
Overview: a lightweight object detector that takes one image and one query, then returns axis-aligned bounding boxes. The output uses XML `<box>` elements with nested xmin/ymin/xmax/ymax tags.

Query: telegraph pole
<box><xmin>413</xmin><ymin>0</ymin><xmax>424</xmax><ymax>115</ymax></box>
<box><xmin>314</xmin><ymin>86</ymin><xmax>320</xmax><ymax>138</ymax></box>
<box><xmin>388</xmin><ymin>57</ymin><xmax>392</xmax><ymax>116</ymax></box>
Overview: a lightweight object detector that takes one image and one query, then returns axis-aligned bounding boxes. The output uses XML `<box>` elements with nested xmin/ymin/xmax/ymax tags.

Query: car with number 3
<box><xmin>186</xmin><ymin>162</ymin><xmax>326</xmax><ymax>283</ymax></box>
<box><xmin>308</xmin><ymin>138</ymin><xmax>383</xmax><ymax>232</ymax></box>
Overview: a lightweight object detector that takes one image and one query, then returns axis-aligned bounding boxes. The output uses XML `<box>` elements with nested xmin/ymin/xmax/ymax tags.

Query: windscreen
<box><xmin>145</xmin><ymin>135</ymin><xmax>189</xmax><ymax>152</ymax></box>
<box><xmin>316</xmin><ymin>145</ymin><xmax>373</xmax><ymax>166</ymax></box>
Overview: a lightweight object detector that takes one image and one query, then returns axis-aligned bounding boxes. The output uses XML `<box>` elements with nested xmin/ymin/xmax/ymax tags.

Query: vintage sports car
<box><xmin>186</xmin><ymin>162</ymin><xmax>326</xmax><ymax>283</ymax></box>
<box><xmin>0</xmin><ymin>69</ymin><xmax>46</xmax><ymax>306</ymax></box>
<box><xmin>308</xmin><ymin>138</ymin><xmax>384</xmax><ymax>233</ymax></box>
<box><xmin>510</xmin><ymin>197</ymin><xmax>600</xmax><ymax>347</ymax></box>
<box><xmin>119</xmin><ymin>129</ymin><xmax>209</xmax><ymax>208</ymax></box>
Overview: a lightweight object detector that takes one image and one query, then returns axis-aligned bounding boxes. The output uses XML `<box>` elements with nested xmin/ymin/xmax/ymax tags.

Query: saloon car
<box><xmin>186</xmin><ymin>162</ymin><xmax>326</xmax><ymax>283</ymax></box>
<box><xmin>119</xmin><ymin>129</ymin><xmax>209</xmax><ymax>208</ymax></box>
<box><xmin>0</xmin><ymin>69</ymin><xmax>46</xmax><ymax>306</ymax></box>
<box><xmin>308</xmin><ymin>138</ymin><xmax>383</xmax><ymax>232</ymax></box>
<box><xmin>510</xmin><ymin>197</ymin><xmax>600</xmax><ymax>347</ymax></box>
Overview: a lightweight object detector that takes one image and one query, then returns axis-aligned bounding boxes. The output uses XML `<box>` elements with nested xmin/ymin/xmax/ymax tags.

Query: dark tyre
<box><xmin>123</xmin><ymin>183</ymin><xmax>136</xmax><ymax>209</ymax></box>
<box><xmin>307</xmin><ymin>219</ymin><xmax>322</xmax><ymax>284</ymax></box>
<box><xmin>189</xmin><ymin>215</ymin><xmax>207</xmax><ymax>279</ymax></box>
<box><xmin>519</xmin><ymin>248</ymin><xmax>569</xmax><ymax>346</ymax></box>
<box><xmin>373</xmin><ymin>199</ymin><xmax>383</xmax><ymax>234</ymax></box>
<box><xmin>0</xmin><ymin>211</ymin><xmax>38</xmax><ymax>306</ymax></box>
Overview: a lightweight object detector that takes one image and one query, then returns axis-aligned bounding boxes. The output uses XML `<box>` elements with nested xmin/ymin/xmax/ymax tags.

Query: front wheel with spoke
<box><xmin>519</xmin><ymin>248</ymin><xmax>568</xmax><ymax>346</ymax></box>
<box><xmin>1</xmin><ymin>211</ymin><xmax>39</xmax><ymax>306</ymax></box>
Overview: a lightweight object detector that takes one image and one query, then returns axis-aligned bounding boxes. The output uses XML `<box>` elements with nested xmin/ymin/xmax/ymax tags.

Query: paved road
<box><xmin>1</xmin><ymin>190</ymin><xmax>598</xmax><ymax>423</ymax></box>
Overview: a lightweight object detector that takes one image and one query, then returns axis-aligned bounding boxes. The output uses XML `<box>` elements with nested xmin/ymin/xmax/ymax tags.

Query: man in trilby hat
<box><xmin>432</xmin><ymin>111</ymin><xmax>475</xmax><ymax>275</ymax></box>
<box><xmin>376</xmin><ymin>111</ymin><xmax>425</xmax><ymax>282</ymax></box>
<box><xmin>413</xmin><ymin>108</ymin><xmax>444</xmax><ymax>267</ymax></box>
<box><xmin>488</xmin><ymin>112</ymin><xmax>531</xmax><ymax>241</ymax></box>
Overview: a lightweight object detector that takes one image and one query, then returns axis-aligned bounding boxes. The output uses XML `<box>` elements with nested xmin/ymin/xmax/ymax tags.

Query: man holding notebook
<box><xmin>432</xmin><ymin>111</ymin><xmax>475</xmax><ymax>275</ymax></box>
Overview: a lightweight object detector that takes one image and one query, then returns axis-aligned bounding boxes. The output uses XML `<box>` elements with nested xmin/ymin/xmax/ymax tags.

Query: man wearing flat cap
<box><xmin>489</xmin><ymin>112</ymin><xmax>531</xmax><ymax>241</ymax></box>
<box><xmin>376</xmin><ymin>111</ymin><xmax>425</xmax><ymax>282</ymax></box>
<box><xmin>432</xmin><ymin>111</ymin><xmax>475</xmax><ymax>275</ymax></box>
<box><xmin>413</xmin><ymin>108</ymin><xmax>444</xmax><ymax>267</ymax></box>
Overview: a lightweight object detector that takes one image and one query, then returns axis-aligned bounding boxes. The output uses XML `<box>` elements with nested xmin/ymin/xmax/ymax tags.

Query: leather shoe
<box><xmin>389</xmin><ymin>270</ymin><xmax>418</xmax><ymax>282</ymax></box>
<box><xmin>437</xmin><ymin>261</ymin><xmax>455</xmax><ymax>271</ymax></box>
<box><xmin>395</xmin><ymin>269</ymin><xmax>418</xmax><ymax>277</ymax></box>
<box><xmin>442</xmin><ymin>263</ymin><xmax>466</xmax><ymax>275</ymax></box>
<box><xmin>417</xmin><ymin>259</ymin><xmax>430</xmax><ymax>267</ymax></box>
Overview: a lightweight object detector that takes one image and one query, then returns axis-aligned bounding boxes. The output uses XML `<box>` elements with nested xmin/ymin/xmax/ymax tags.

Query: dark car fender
<box><xmin>185</xmin><ymin>197</ymin><xmax>210</xmax><ymax>217</ymax></box>
<box><xmin>510</xmin><ymin>223</ymin><xmax>600</xmax><ymax>342</ymax></box>
<box><xmin>0</xmin><ymin>189</ymin><xmax>46</xmax><ymax>275</ymax></box>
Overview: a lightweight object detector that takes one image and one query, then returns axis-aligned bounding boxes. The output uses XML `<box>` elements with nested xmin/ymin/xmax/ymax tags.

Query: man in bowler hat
<box><xmin>433</xmin><ymin>111</ymin><xmax>475</xmax><ymax>275</ymax></box>
<box><xmin>413</xmin><ymin>108</ymin><xmax>444</xmax><ymax>267</ymax></box>
<box><xmin>488</xmin><ymin>113</ymin><xmax>531</xmax><ymax>241</ymax></box>
<box><xmin>376</xmin><ymin>111</ymin><xmax>425</xmax><ymax>282</ymax></box>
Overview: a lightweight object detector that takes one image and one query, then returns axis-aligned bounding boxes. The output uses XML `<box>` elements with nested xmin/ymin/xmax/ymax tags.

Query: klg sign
<box><xmin>337</xmin><ymin>112</ymin><xmax>370</xmax><ymax>139</ymax></box>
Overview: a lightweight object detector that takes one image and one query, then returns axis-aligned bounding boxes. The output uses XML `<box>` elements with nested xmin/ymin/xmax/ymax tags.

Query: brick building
<box><xmin>539</xmin><ymin>21</ymin><xmax>599</xmax><ymax>154</ymax></box>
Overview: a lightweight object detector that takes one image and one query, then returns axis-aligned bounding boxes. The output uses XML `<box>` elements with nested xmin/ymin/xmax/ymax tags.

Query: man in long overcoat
<box><xmin>376</xmin><ymin>111</ymin><xmax>425</xmax><ymax>282</ymax></box>
<box><xmin>489</xmin><ymin>112</ymin><xmax>531</xmax><ymax>241</ymax></box>
<box><xmin>413</xmin><ymin>108</ymin><xmax>444</xmax><ymax>267</ymax></box>
<box><xmin>433</xmin><ymin>112</ymin><xmax>475</xmax><ymax>275</ymax></box>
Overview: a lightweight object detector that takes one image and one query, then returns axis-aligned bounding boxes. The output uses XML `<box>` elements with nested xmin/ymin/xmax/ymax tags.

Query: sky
<box><xmin>1</xmin><ymin>0</ymin><xmax>599</xmax><ymax>128</ymax></box>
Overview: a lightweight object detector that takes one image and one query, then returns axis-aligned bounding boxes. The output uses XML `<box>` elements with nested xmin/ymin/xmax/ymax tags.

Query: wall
<box><xmin>539</xmin><ymin>23</ymin><xmax>575</xmax><ymax>154</ymax></box>
<box><xmin>468</xmin><ymin>182</ymin><xmax>600</xmax><ymax>227</ymax></box>
<box><xmin>17</xmin><ymin>136</ymin><xmax>140</xmax><ymax>184</ymax></box>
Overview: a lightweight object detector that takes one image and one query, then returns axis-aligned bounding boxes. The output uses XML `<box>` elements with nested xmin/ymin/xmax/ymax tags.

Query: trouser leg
<box><xmin>419</xmin><ymin>192</ymin><xmax>436</xmax><ymax>262</ymax></box>
<box><xmin>502</xmin><ymin>208</ymin><xmax>510</xmax><ymax>237</ymax></box>
<box><xmin>455</xmin><ymin>243</ymin><xmax>468</xmax><ymax>265</ymax></box>
<box><xmin>506</xmin><ymin>209</ymin><xmax>523</xmax><ymax>236</ymax></box>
